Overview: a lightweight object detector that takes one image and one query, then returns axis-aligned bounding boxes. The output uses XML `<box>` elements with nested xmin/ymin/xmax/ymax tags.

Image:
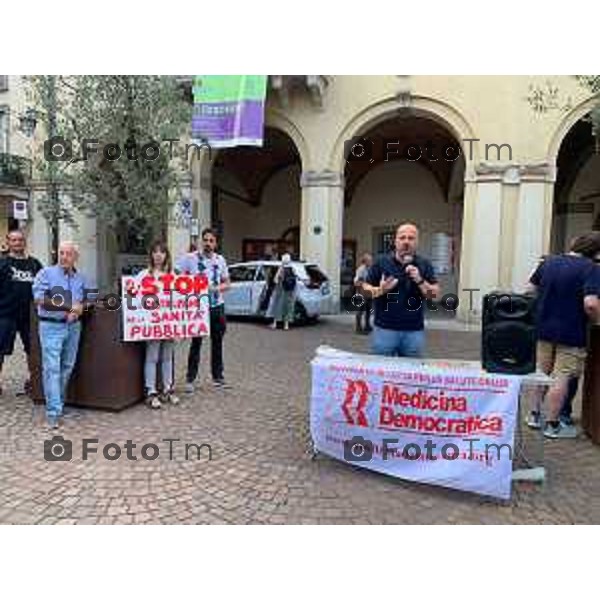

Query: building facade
<box><xmin>0</xmin><ymin>75</ymin><xmax>33</xmax><ymax>244</ymax></box>
<box><xmin>190</xmin><ymin>75</ymin><xmax>600</xmax><ymax>318</ymax></box>
<box><xmin>5</xmin><ymin>75</ymin><xmax>600</xmax><ymax>319</ymax></box>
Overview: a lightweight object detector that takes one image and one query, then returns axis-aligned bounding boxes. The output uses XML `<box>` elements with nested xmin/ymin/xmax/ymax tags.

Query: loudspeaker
<box><xmin>481</xmin><ymin>292</ymin><xmax>537</xmax><ymax>374</ymax></box>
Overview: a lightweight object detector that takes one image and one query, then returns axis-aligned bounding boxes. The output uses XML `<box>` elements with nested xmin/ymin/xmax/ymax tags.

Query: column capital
<box><xmin>466</xmin><ymin>162</ymin><xmax>556</xmax><ymax>184</ymax></box>
<box><xmin>178</xmin><ymin>171</ymin><xmax>193</xmax><ymax>187</ymax></box>
<box><xmin>300</xmin><ymin>170</ymin><xmax>345</xmax><ymax>188</ymax></box>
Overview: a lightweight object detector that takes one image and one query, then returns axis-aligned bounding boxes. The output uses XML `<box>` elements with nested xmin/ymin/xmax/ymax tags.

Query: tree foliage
<box><xmin>27</xmin><ymin>76</ymin><xmax>192</xmax><ymax>251</ymax></box>
<box><xmin>528</xmin><ymin>76</ymin><xmax>600</xmax><ymax>139</ymax></box>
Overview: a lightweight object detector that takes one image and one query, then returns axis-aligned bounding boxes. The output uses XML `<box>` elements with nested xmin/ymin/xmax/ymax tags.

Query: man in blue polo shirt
<box><xmin>32</xmin><ymin>241</ymin><xmax>87</xmax><ymax>429</ymax></box>
<box><xmin>361</xmin><ymin>222</ymin><xmax>439</xmax><ymax>357</ymax></box>
<box><xmin>526</xmin><ymin>232</ymin><xmax>600</xmax><ymax>439</ymax></box>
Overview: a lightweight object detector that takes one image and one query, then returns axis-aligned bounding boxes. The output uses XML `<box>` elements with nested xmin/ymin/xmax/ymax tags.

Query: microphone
<box><xmin>400</xmin><ymin>253</ymin><xmax>415</xmax><ymax>295</ymax></box>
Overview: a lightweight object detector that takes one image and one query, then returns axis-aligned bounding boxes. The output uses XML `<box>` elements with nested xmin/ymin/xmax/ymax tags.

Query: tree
<box><xmin>28</xmin><ymin>76</ymin><xmax>192</xmax><ymax>254</ymax></box>
<box><xmin>528</xmin><ymin>76</ymin><xmax>600</xmax><ymax>141</ymax></box>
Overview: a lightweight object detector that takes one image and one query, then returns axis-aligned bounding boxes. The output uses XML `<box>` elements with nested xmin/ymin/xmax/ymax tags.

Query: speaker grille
<box><xmin>482</xmin><ymin>293</ymin><xmax>537</xmax><ymax>374</ymax></box>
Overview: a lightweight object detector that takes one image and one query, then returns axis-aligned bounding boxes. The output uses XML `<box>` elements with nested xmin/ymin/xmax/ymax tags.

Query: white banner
<box><xmin>310</xmin><ymin>349</ymin><xmax>522</xmax><ymax>499</ymax></box>
<box><xmin>121</xmin><ymin>272</ymin><xmax>211</xmax><ymax>342</ymax></box>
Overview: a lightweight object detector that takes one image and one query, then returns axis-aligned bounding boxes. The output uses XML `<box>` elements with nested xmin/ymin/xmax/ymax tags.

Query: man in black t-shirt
<box><xmin>361</xmin><ymin>222</ymin><xmax>439</xmax><ymax>357</ymax></box>
<box><xmin>0</xmin><ymin>230</ymin><xmax>43</xmax><ymax>395</ymax></box>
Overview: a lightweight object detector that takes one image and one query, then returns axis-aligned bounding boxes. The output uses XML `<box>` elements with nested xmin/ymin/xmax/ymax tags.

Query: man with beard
<box><xmin>177</xmin><ymin>228</ymin><xmax>231</xmax><ymax>391</ymax></box>
<box><xmin>361</xmin><ymin>222</ymin><xmax>439</xmax><ymax>357</ymax></box>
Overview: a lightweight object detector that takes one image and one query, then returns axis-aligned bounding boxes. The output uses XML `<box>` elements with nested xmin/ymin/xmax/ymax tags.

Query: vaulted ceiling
<box><xmin>213</xmin><ymin>128</ymin><xmax>300</xmax><ymax>205</ymax></box>
<box><xmin>344</xmin><ymin>116</ymin><xmax>463</xmax><ymax>204</ymax></box>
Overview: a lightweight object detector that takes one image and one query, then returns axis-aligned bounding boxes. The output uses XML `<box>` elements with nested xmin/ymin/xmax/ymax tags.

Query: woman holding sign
<box><xmin>140</xmin><ymin>241</ymin><xmax>180</xmax><ymax>409</ymax></box>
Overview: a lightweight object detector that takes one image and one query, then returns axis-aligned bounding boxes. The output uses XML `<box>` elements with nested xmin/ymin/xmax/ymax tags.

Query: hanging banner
<box><xmin>192</xmin><ymin>75</ymin><xmax>268</xmax><ymax>148</ymax></box>
<box><xmin>310</xmin><ymin>348</ymin><xmax>522</xmax><ymax>499</ymax></box>
<box><xmin>121</xmin><ymin>272</ymin><xmax>211</xmax><ymax>342</ymax></box>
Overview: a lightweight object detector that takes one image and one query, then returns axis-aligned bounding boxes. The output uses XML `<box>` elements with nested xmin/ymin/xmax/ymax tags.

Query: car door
<box><xmin>225</xmin><ymin>265</ymin><xmax>256</xmax><ymax>315</ymax></box>
<box><xmin>251</xmin><ymin>265</ymin><xmax>271</xmax><ymax>314</ymax></box>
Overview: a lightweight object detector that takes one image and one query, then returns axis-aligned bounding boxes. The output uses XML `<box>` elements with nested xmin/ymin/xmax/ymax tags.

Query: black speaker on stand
<box><xmin>481</xmin><ymin>292</ymin><xmax>537</xmax><ymax>374</ymax></box>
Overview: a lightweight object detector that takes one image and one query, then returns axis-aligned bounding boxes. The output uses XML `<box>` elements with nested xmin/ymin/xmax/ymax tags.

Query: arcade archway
<box><xmin>342</xmin><ymin>114</ymin><xmax>465</xmax><ymax>305</ymax></box>
<box><xmin>211</xmin><ymin>128</ymin><xmax>302</xmax><ymax>262</ymax></box>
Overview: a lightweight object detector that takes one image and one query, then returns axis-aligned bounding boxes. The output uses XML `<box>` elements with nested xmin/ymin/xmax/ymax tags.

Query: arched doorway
<box><xmin>211</xmin><ymin>127</ymin><xmax>302</xmax><ymax>262</ymax></box>
<box><xmin>342</xmin><ymin>114</ymin><xmax>465</xmax><ymax>309</ymax></box>
<box><xmin>551</xmin><ymin>116</ymin><xmax>600</xmax><ymax>252</ymax></box>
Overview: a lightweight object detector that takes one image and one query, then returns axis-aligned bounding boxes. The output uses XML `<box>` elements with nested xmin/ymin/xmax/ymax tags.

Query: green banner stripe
<box><xmin>193</xmin><ymin>75</ymin><xmax>267</xmax><ymax>103</ymax></box>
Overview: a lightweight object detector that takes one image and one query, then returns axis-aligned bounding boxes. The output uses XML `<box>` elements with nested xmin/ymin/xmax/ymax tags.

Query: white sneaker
<box><xmin>526</xmin><ymin>411</ymin><xmax>542</xmax><ymax>430</ymax></box>
<box><xmin>183</xmin><ymin>382</ymin><xmax>194</xmax><ymax>394</ymax></box>
<box><xmin>146</xmin><ymin>393</ymin><xmax>162</xmax><ymax>409</ymax></box>
<box><xmin>166</xmin><ymin>392</ymin><xmax>180</xmax><ymax>406</ymax></box>
<box><xmin>544</xmin><ymin>422</ymin><xmax>578</xmax><ymax>439</ymax></box>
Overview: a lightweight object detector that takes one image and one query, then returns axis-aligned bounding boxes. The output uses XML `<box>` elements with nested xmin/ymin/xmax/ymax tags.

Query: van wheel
<box><xmin>293</xmin><ymin>302</ymin><xmax>308</xmax><ymax>325</ymax></box>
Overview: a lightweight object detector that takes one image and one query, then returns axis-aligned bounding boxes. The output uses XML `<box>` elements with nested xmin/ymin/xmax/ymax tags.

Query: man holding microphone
<box><xmin>361</xmin><ymin>222</ymin><xmax>439</xmax><ymax>358</ymax></box>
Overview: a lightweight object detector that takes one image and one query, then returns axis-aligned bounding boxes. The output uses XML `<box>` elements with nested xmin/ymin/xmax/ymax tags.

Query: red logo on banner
<box><xmin>342</xmin><ymin>379</ymin><xmax>369</xmax><ymax>427</ymax></box>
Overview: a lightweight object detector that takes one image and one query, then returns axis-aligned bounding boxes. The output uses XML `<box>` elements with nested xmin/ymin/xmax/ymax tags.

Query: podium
<box><xmin>30</xmin><ymin>304</ymin><xmax>145</xmax><ymax>411</ymax></box>
<box><xmin>582</xmin><ymin>325</ymin><xmax>600</xmax><ymax>444</ymax></box>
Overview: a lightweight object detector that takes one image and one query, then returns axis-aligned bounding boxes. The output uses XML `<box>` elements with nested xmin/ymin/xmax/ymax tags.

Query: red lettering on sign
<box><xmin>159</xmin><ymin>273</ymin><xmax>175</xmax><ymax>292</ymax></box>
<box><xmin>140</xmin><ymin>275</ymin><xmax>158</xmax><ymax>295</ymax></box>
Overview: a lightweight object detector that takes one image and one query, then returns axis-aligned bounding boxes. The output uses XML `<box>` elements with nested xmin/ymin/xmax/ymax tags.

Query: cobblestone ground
<box><xmin>0</xmin><ymin>317</ymin><xmax>598</xmax><ymax>524</ymax></box>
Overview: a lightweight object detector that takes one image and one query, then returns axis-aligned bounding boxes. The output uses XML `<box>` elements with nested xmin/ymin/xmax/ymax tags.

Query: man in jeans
<box><xmin>526</xmin><ymin>232</ymin><xmax>600</xmax><ymax>438</ymax></box>
<box><xmin>361</xmin><ymin>222</ymin><xmax>439</xmax><ymax>357</ymax></box>
<box><xmin>177</xmin><ymin>228</ymin><xmax>231</xmax><ymax>391</ymax></box>
<box><xmin>32</xmin><ymin>242</ymin><xmax>87</xmax><ymax>429</ymax></box>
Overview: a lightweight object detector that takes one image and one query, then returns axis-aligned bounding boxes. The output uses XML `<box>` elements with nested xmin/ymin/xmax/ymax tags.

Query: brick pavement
<box><xmin>0</xmin><ymin>317</ymin><xmax>599</xmax><ymax>524</ymax></box>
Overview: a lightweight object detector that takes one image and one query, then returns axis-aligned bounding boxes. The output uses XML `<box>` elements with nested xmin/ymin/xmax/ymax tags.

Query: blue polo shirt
<box><xmin>366</xmin><ymin>253</ymin><xmax>437</xmax><ymax>331</ymax></box>
<box><xmin>529</xmin><ymin>254</ymin><xmax>600</xmax><ymax>348</ymax></box>
<box><xmin>32</xmin><ymin>265</ymin><xmax>87</xmax><ymax>320</ymax></box>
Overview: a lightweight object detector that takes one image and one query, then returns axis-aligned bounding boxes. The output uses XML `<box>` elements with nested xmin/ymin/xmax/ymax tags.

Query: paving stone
<box><xmin>0</xmin><ymin>318</ymin><xmax>599</xmax><ymax>523</ymax></box>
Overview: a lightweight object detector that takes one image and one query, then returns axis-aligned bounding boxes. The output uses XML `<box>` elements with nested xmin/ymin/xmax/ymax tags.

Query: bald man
<box><xmin>362</xmin><ymin>222</ymin><xmax>439</xmax><ymax>357</ymax></box>
<box><xmin>32</xmin><ymin>242</ymin><xmax>87</xmax><ymax>429</ymax></box>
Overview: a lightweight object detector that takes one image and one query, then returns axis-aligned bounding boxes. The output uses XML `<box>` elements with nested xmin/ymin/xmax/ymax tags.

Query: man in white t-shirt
<box><xmin>177</xmin><ymin>228</ymin><xmax>231</xmax><ymax>391</ymax></box>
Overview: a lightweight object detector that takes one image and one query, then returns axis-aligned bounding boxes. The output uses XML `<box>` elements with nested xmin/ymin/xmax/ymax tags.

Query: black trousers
<box><xmin>186</xmin><ymin>305</ymin><xmax>226</xmax><ymax>383</ymax></box>
<box><xmin>355</xmin><ymin>298</ymin><xmax>373</xmax><ymax>331</ymax></box>
<box><xmin>0</xmin><ymin>314</ymin><xmax>32</xmax><ymax>365</ymax></box>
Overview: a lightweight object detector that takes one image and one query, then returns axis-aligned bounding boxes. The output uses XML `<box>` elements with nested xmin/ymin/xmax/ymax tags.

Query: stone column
<box><xmin>59</xmin><ymin>196</ymin><xmax>99</xmax><ymax>288</ymax></box>
<box><xmin>27</xmin><ymin>183</ymin><xmax>52</xmax><ymax>266</ymax></box>
<box><xmin>457</xmin><ymin>172</ymin><xmax>503</xmax><ymax>320</ymax></box>
<box><xmin>168</xmin><ymin>172</ymin><xmax>193</xmax><ymax>260</ymax></box>
<box><xmin>190</xmin><ymin>154</ymin><xmax>212</xmax><ymax>244</ymax></box>
<box><xmin>300</xmin><ymin>170</ymin><xmax>344</xmax><ymax>312</ymax></box>
<box><xmin>510</xmin><ymin>164</ymin><xmax>555</xmax><ymax>292</ymax></box>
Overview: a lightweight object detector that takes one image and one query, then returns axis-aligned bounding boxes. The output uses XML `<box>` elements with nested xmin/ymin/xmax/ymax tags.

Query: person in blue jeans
<box><xmin>32</xmin><ymin>242</ymin><xmax>88</xmax><ymax>429</ymax></box>
<box><xmin>361</xmin><ymin>222</ymin><xmax>439</xmax><ymax>357</ymax></box>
